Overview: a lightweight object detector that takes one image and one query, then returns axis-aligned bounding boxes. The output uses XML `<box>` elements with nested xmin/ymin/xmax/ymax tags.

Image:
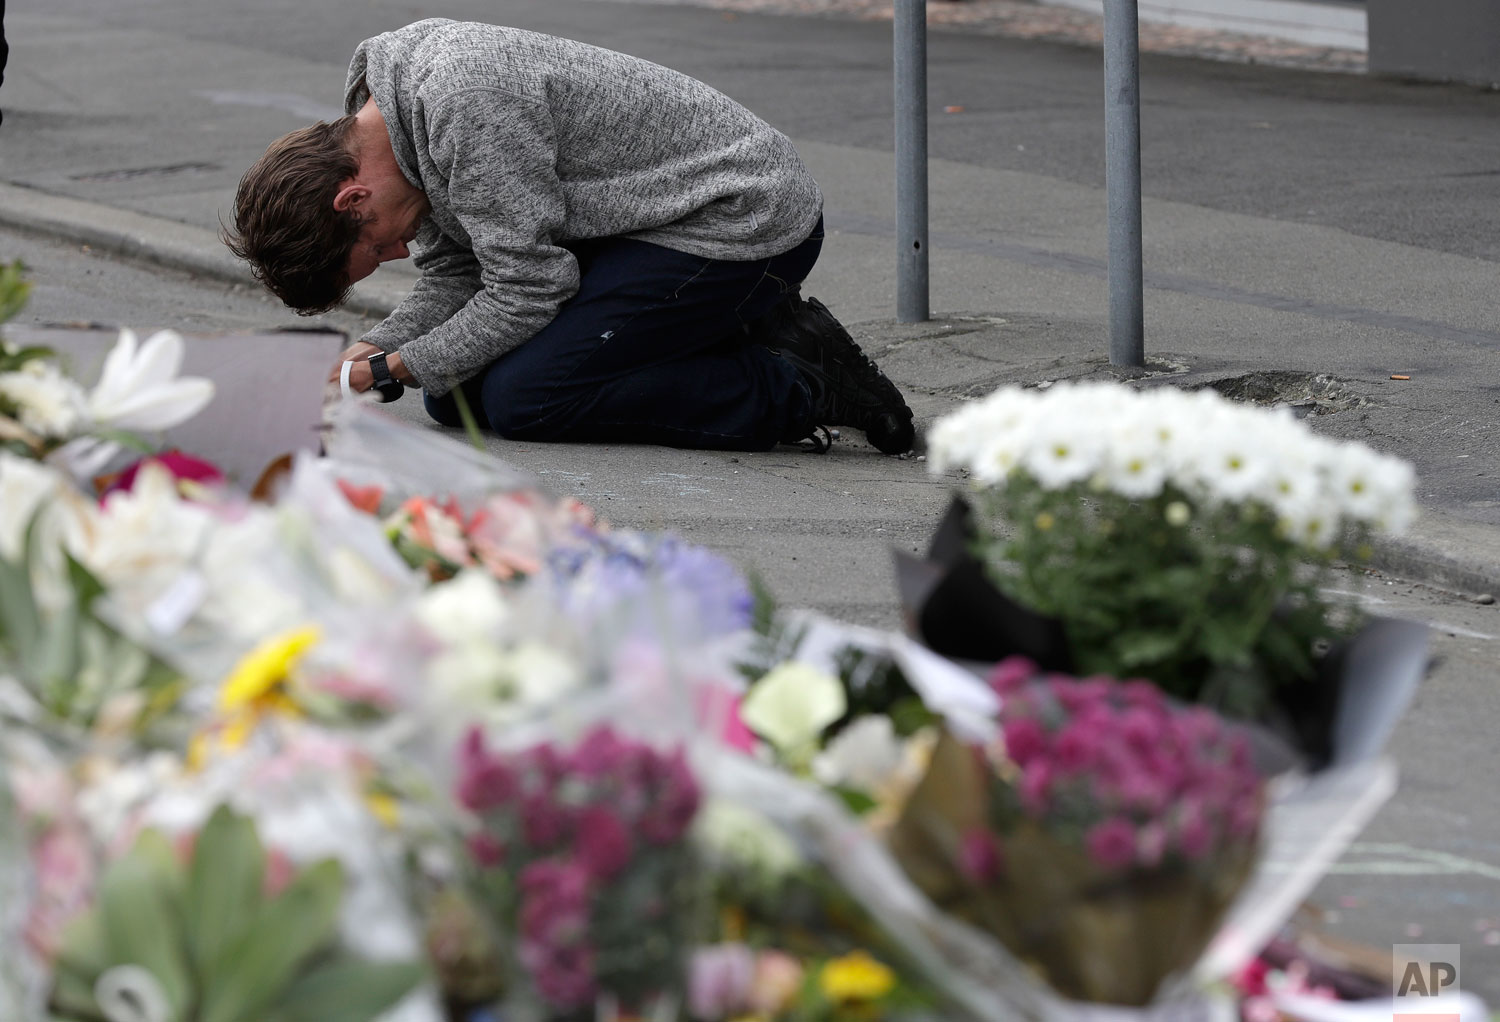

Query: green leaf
<box><xmin>199</xmin><ymin>858</ymin><xmax>345</xmax><ymax>1022</ymax></box>
<box><xmin>53</xmin><ymin>910</ymin><xmax>109</xmax><ymax>983</ymax></box>
<box><xmin>267</xmin><ymin>958</ymin><xmax>427</xmax><ymax>1022</ymax></box>
<box><xmin>832</xmin><ymin>786</ymin><xmax>879</xmax><ymax>816</ymax></box>
<box><xmin>46</xmin><ymin>965</ymin><xmax>107</xmax><ymax>1020</ymax></box>
<box><xmin>97</xmin><ymin>841</ymin><xmax>191</xmax><ymax>1022</ymax></box>
<box><xmin>186</xmin><ymin>806</ymin><xmax>267</xmax><ymax>975</ymax></box>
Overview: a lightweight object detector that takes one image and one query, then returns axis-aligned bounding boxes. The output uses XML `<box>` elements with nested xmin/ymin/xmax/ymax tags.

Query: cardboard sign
<box><xmin>9</xmin><ymin>325</ymin><xmax>342</xmax><ymax>488</ymax></box>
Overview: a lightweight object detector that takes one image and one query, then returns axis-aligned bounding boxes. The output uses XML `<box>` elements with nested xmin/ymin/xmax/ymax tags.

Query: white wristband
<box><xmin>340</xmin><ymin>359</ymin><xmax>355</xmax><ymax>399</ymax></box>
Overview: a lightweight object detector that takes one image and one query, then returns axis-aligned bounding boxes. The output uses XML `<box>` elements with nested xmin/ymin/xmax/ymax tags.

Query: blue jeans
<box><xmin>423</xmin><ymin>220</ymin><xmax>822</xmax><ymax>450</ymax></box>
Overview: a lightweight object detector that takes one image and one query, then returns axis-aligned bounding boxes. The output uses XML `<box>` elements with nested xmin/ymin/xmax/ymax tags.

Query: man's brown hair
<box><xmin>223</xmin><ymin>115</ymin><xmax>364</xmax><ymax>314</ymax></box>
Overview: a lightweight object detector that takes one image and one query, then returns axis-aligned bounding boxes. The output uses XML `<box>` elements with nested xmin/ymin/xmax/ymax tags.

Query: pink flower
<box><xmin>1135</xmin><ymin>822</ymin><xmax>1168</xmax><ymax>868</ymax></box>
<box><xmin>1002</xmin><ymin>716</ymin><xmax>1048</xmax><ymax>768</ymax></box>
<box><xmin>1174</xmin><ymin>799</ymin><xmax>1215</xmax><ymax>860</ymax></box>
<box><xmin>1019</xmin><ymin>760</ymin><xmax>1053</xmax><ymax>813</ymax></box>
<box><xmin>571</xmin><ymin>726</ymin><xmax>629</xmax><ymax>780</ymax></box>
<box><xmin>455</xmin><ymin>728</ymin><xmax>518</xmax><ymax>812</ymax></box>
<box><xmin>958</xmin><ymin>829</ymin><xmax>1004</xmax><ymax>884</ymax></box>
<box><xmin>102</xmin><ymin>449</ymin><xmax>223</xmax><ymax>499</ymax></box>
<box><xmin>467</xmin><ymin>831</ymin><xmax>506</xmax><ymax>868</ymax></box>
<box><xmin>1232</xmin><ymin>957</ymin><xmax>1272</xmax><ymax>995</ymax></box>
<box><xmin>987</xmin><ymin>656</ymin><xmax>1038</xmax><ymax>695</ymax></box>
<box><xmin>521</xmin><ymin>793</ymin><xmax>574</xmax><ymax>848</ymax></box>
<box><xmin>576</xmin><ymin>807</ymin><xmax>633</xmax><ymax>880</ymax></box>
<box><xmin>688</xmin><ymin>944</ymin><xmax>757</xmax><ymax>1021</ymax></box>
<box><xmin>750</xmin><ymin>951</ymin><xmax>805</xmax><ymax>1015</ymax></box>
<box><xmin>638</xmin><ymin>750</ymin><xmax>701</xmax><ymax>845</ymax></box>
<box><xmin>1085</xmin><ymin>817</ymin><xmax>1137</xmax><ymax>871</ymax></box>
<box><xmin>1052</xmin><ymin>720</ymin><xmax>1101</xmax><ymax>774</ymax></box>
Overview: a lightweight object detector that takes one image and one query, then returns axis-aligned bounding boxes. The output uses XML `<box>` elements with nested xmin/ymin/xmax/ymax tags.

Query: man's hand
<box><xmin>328</xmin><ymin>342</ymin><xmax>413</xmax><ymax>394</ymax></box>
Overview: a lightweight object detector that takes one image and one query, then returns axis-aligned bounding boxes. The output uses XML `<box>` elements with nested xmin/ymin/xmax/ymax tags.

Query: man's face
<box><xmin>343</xmin><ymin>183</ymin><xmax>430</xmax><ymax>285</ymax></box>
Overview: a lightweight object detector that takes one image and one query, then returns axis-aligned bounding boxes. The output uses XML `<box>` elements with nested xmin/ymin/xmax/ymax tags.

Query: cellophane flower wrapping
<box><xmin>925</xmin><ymin>382</ymin><xmax>1417</xmax><ymax>716</ymax></box>
<box><xmin>887</xmin><ymin>660</ymin><xmax>1264</xmax><ymax>1006</ymax></box>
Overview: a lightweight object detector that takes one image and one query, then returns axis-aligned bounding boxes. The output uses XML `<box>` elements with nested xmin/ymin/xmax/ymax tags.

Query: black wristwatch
<box><xmin>367</xmin><ymin>351</ymin><xmax>405</xmax><ymax>403</ymax></box>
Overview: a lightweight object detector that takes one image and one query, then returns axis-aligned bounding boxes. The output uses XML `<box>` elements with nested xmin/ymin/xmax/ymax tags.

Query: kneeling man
<box><xmin>226</xmin><ymin>19</ymin><xmax>914</xmax><ymax>454</ymax></box>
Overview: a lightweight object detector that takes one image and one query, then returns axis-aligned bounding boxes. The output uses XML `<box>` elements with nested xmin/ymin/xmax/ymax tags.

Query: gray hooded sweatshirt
<box><xmin>345</xmin><ymin>19</ymin><xmax>824</xmax><ymax>396</ymax></box>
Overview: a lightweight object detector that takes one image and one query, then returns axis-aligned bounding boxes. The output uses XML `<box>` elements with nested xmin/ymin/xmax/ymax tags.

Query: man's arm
<box><xmin>359</xmin><ymin>224</ymin><xmax>483</xmax><ymax>365</ymax></box>
<box><xmin>374</xmin><ymin>88</ymin><xmax>579</xmax><ymax>398</ymax></box>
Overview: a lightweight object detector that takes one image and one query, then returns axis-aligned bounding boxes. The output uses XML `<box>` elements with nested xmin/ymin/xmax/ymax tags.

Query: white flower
<box><xmin>694</xmin><ymin>800</ymin><xmax>803</xmax><ymax>877</ymax></box>
<box><xmin>87</xmin><ymin>329</ymin><xmax>214</xmax><ymax>432</ymax></box>
<box><xmin>0</xmin><ymin>453</ymin><xmax>67</xmax><ymax>559</ymax></box>
<box><xmin>426</xmin><ymin>638</ymin><xmax>580</xmax><ymax>722</ymax></box>
<box><xmin>413</xmin><ymin>570</ymin><xmax>510</xmax><ymax>645</ymax></box>
<box><xmin>0</xmin><ymin>361</ymin><xmax>87</xmax><ymax>438</ymax></box>
<box><xmin>811</xmin><ymin>714</ymin><xmax>906</xmax><ymax>793</ymax></box>
<box><xmin>74</xmin><ymin>462</ymin><xmax>215</xmax><ymax>603</ymax></box>
<box><xmin>740</xmin><ymin>662</ymin><xmax>846</xmax><ymax>759</ymax></box>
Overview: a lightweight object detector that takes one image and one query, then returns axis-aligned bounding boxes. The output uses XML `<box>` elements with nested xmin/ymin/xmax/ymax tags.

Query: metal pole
<box><xmin>894</xmin><ymin>0</ymin><xmax>929</xmax><ymax>323</ymax></box>
<box><xmin>1103</xmin><ymin>0</ymin><xmax>1145</xmax><ymax>366</ymax></box>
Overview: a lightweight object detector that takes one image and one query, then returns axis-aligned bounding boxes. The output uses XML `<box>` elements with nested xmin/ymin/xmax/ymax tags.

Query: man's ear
<box><xmin>332</xmin><ymin>181</ymin><xmax>370</xmax><ymax>214</ymax></box>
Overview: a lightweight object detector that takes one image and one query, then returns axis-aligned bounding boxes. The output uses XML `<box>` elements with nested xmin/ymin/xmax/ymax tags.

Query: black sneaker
<box><xmin>761</xmin><ymin>294</ymin><xmax>916</xmax><ymax>455</ymax></box>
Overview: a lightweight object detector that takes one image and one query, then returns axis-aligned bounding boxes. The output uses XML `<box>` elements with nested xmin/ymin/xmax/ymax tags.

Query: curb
<box><xmin>0</xmin><ymin>181</ymin><xmax>411</xmax><ymax>321</ymax></box>
<box><xmin>5</xmin><ymin>181</ymin><xmax>1500</xmax><ymax>601</ymax></box>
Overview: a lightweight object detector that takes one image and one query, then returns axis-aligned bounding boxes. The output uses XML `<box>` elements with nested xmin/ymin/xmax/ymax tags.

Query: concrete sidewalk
<box><xmin>3</xmin><ymin>0</ymin><xmax>1500</xmax><ymax>600</ymax></box>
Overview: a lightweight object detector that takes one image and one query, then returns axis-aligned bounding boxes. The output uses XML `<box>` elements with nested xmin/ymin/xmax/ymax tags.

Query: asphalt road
<box><xmin>19</xmin><ymin>0</ymin><xmax>1500</xmax><ymax>263</ymax></box>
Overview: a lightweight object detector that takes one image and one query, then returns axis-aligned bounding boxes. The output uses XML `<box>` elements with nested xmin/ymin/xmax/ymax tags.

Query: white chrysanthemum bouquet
<box><xmin>927</xmin><ymin>381</ymin><xmax>1417</xmax><ymax>714</ymax></box>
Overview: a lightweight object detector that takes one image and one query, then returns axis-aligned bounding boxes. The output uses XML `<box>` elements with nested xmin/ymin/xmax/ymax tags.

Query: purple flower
<box><xmin>639</xmin><ymin>750</ymin><xmax>701</xmax><ymax>845</ymax></box>
<box><xmin>521</xmin><ymin>793</ymin><xmax>573</xmax><ymax>849</ymax></box>
<box><xmin>1019</xmin><ymin>760</ymin><xmax>1053</xmax><ymax>813</ymax></box>
<box><xmin>577</xmin><ymin>806</ymin><xmax>634</xmax><ymax>880</ymax></box>
<box><xmin>1086</xmin><ymin>817</ymin><xmax>1137</xmax><ymax>871</ymax></box>
<box><xmin>456</xmin><ymin>727</ymin><xmax>518</xmax><ymax>811</ymax></box>
<box><xmin>1135</xmin><ymin>822</ymin><xmax>1168</xmax><ymax>868</ymax></box>
<box><xmin>987</xmin><ymin>656</ymin><xmax>1039</xmax><ymax>695</ymax></box>
<box><xmin>688</xmin><ymin>944</ymin><xmax>757</xmax><ymax>1021</ymax></box>
<box><xmin>1174</xmin><ymin>799</ymin><xmax>1214</xmax><ymax>860</ymax></box>
<box><xmin>1002</xmin><ymin>716</ymin><xmax>1048</xmax><ymax>768</ymax></box>
<box><xmin>1052</xmin><ymin>720</ymin><xmax>1101</xmax><ymax>775</ymax></box>
<box><xmin>467</xmin><ymin>831</ymin><xmax>507</xmax><ymax>868</ymax></box>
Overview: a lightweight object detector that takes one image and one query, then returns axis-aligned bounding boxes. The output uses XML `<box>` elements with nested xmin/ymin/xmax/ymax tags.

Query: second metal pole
<box><xmin>1103</xmin><ymin>0</ymin><xmax>1145</xmax><ymax>366</ymax></box>
<box><xmin>894</xmin><ymin>0</ymin><xmax>929</xmax><ymax>323</ymax></box>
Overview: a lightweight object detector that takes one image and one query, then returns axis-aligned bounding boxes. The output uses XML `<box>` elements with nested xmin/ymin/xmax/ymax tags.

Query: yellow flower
<box><xmin>819</xmin><ymin>951</ymin><xmax>896</xmax><ymax>1003</ymax></box>
<box><xmin>192</xmin><ymin>626</ymin><xmax>321</xmax><ymax>767</ymax></box>
<box><xmin>219</xmin><ymin>625</ymin><xmax>322</xmax><ymax>715</ymax></box>
<box><xmin>366</xmin><ymin>791</ymin><xmax>400</xmax><ymax>828</ymax></box>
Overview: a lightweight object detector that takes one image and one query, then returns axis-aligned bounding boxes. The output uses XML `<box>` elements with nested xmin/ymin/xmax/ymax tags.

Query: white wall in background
<box><xmin>1037</xmin><ymin>0</ymin><xmax>1368</xmax><ymax>52</ymax></box>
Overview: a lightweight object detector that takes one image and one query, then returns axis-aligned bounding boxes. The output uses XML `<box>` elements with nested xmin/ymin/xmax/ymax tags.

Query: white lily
<box><xmin>87</xmin><ymin>329</ymin><xmax>214</xmax><ymax>432</ymax></box>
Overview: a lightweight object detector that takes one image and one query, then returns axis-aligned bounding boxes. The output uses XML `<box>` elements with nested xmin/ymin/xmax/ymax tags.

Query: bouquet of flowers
<box><xmin>920</xmin><ymin>381</ymin><xmax>1423</xmax><ymax>759</ymax></box>
<box><xmin>457</xmin><ymin>725</ymin><xmax>702</xmax><ymax>1021</ymax></box>
<box><xmin>0</xmin><ymin>262</ymin><xmax>214</xmax><ymax>478</ymax></box>
<box><xmin>887</xmin><ymin>659</ymin><xmax>1263</xmax><ymax>1006</ymax></box>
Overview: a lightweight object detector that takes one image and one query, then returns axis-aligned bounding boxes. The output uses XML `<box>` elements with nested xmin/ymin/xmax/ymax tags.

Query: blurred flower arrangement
<box><xmin>458</xmin><ymin>725</ymin><xmax>701</xmax><ymax>1019</ymax></box>
<box><xmin>925</xmin><ymin>381</ymin><xmax>1418</xmax><ymax>716</ymax></box>
<box><xmin>0</xmin><ymin>265</ymin><xmax>1439</xmax><ymax>1022</ymax></box>
<box><xmin>886</xmin><ymin>658</ymin><xmax>1263</xmax><ymax>1005</ymax></box>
